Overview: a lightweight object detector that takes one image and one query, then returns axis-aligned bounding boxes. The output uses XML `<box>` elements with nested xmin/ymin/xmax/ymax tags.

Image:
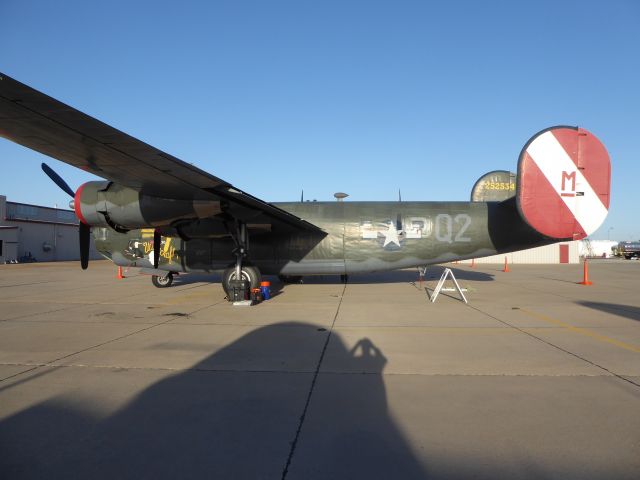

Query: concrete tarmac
<box><xmin>0</xmin><ymin>260</ymin><xmax>638</xmax><ymax>479</ymax></box>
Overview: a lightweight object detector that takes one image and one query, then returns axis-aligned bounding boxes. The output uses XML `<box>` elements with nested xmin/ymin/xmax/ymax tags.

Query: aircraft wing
<box><xmin>0</xmin><ymin>72</ymin><xmax>322</xmax><ymax>233</ymax></box>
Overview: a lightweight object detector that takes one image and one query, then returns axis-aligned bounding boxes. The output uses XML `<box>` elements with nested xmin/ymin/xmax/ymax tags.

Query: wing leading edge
<box><xmin>0</xmin><ymin>73</ymin><xmax>322</xmax><ymax>233</ymax></box>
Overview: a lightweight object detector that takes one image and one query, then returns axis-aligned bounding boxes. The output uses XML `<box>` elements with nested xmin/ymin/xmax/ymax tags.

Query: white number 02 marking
<box><xmin>435</xmin><ymin>213</ymin><xmax>472</xmax><ymax>243</ymax></box>
<box><xmin>454</xmin><ymin>214</ymin><xmax>471</xmax><ymax>242</ymax></box>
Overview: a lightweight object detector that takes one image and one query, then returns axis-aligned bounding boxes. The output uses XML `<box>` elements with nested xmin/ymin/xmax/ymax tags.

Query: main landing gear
<box><xmin>221</xmin><ymin>221</ymin><xmax>261</xmax><ymax>301</ymax></box>
<box><xmin>222</xmin><ymin>265</ymin><xmax>261</xmax><ymax>297</ymax></box>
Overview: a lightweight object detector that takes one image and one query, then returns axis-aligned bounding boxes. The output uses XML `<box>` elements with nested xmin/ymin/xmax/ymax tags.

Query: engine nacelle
<box><xmin>74</xmin><ymin>181</ymin><xmax>222</xmax><ymax>231</ymax></box>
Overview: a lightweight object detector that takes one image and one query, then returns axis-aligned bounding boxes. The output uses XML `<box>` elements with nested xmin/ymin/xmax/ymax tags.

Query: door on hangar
<box><xmin>559</xmin><ymin>244</ymin><xmax>569</xmax><ymax>264</ymax></box>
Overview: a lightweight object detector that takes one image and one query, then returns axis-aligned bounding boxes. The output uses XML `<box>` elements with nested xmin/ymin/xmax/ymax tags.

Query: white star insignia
<box><xmin>382</xmin><ymin>221</ymin><xmax>400</xmax><ymax>247</ymax></box>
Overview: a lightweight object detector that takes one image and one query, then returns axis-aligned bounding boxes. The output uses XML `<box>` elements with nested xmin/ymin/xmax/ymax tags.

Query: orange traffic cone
<box><xmin>502</xmin><ymin>256</ymin><xmax>510</xmax><ymax>273</ymax></box>
<box><xmin>117</xmin><ymin>266</ymin><xmax>125</xmax><ymax>279</ymax></box>
<box><xmin>579</xmin><ymin>259</ymin><xmax>593</xmax><ymax>286</ymax></box>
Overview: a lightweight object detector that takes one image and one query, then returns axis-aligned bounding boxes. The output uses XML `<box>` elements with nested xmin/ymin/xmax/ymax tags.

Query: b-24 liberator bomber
<box><xmin>0</xmin><ymin>73</ymin><xmax>611</xmax><ymax>299</ymax></box>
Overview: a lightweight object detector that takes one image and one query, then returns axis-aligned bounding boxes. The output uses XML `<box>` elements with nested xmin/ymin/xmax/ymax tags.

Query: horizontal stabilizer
<box><xmin>516</xmin><ymin>126</ymin><xmax>610</xmax><ymax>240</ymax></box>
<box><xmin>470</xmin><ymin>170</ymin><xmax>516</xmax><ymax>202</ymax></box>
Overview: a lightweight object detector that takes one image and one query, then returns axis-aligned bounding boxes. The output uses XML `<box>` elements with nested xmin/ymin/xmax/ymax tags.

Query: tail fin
<box><xmin>516</xmin><ymin>126</ymin><xmax>611</xmax><ymax>240</ymax></box>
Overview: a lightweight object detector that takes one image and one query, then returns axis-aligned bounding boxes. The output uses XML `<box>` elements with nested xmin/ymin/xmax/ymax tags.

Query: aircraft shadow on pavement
<box><xmin>286</xmin><ymin>267</ymin><xmax>494</xmax><ymax>285</ymax></box>
<box><xmin>147</xmin><ymin>268</ymin><xmax>493</xmax><ymax>303</ymax></box>
<box><xmin>0</xmin><ymin>323</ymin><xmax>427</xmax><ymax>479</ymax></box>
<box><xmin>420</xmin><ymin>266</ymin><xmax>494</xmax><ymax>282</ymax></box>
<box><xmin>577</xmin><ymin>301</ymin><xmax>640</xmax><ymax>322</ymax></box>
<box><xmin>169</xmin><ymin>272</ymin><xmax>223</xmax><ymax>286</ymax></box>
<box><xmin>147</xmin><ymin>267</ymin><xmax>493</xmax><ymax>290</ymax></box>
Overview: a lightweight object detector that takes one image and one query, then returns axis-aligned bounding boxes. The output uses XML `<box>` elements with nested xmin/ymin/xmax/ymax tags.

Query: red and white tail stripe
<box><xmin>517</xmin><ymin>126</ymin><xmax>610</xmax><ymax>240</ymax></box>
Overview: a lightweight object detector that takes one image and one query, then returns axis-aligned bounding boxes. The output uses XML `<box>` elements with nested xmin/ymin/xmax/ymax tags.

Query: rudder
<box><xmin>516</xmin><ymin>126</ymin><xmax>610</xmax><ymax>240</ymax></box>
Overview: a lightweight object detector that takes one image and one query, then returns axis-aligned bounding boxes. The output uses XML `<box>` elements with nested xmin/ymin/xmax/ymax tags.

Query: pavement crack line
<box><xmin>2</xmin><ymin>277</ymin><xmax>212</xmax><ymax>306</ymax></box>
<box><xmin>0</xmin><ymin>299</ymin><xmax>225</xmax><ymax>388</ymax></box>
<box><xmin>466</xmin><ymin>303</ymin><xmax>640</xmax><ymax>389</ymax></box>
<box><xmin>0</xmin><ymin>366</ymin><xmax>42</xmax><ymax>386</ymax></box>
<box><xmin>0</xmin><ymin>362</ymin><xmax>621</xmax><ymax>378</ymax></box>
<box><xmin>281</xmin><ymin>282</ymin><xmax>346</xmax><ymax>480</ymax></box>
<box><xmin>0</xmin><ymin>303</ymin><xmax>88</xmax><ymax>323</ymax></box>
<box><xmin>518</xmin><ymin>307</ymin><xmax>640</xmax><ymax>353</ymax></box>
<box><xmin>0</xmin><ymin>280</ymin><xmax>53</xmax><ymax>289</ymax></box>
<box><xmin>0</xmin><ymin>282</ymin><xmax>221</xmax><ymax>323</ymax></box>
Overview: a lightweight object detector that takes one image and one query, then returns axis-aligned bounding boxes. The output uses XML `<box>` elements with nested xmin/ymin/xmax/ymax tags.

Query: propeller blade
<box><xmin>41</xmin><ymin>163</ymin><xmax>75</xmax><ymax>198</ymax></box>
<box><xmin>153</xmin><ymin>230</ymin><xmax>161</xmax><ymax>269</ymax></box>
<box><xmin>79</xmin><ymin>222</ymin><xmax>90</xmax><ymax>270</ymax></box>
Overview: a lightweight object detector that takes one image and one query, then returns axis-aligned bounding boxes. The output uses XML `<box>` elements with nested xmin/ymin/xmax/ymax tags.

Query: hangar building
<box><xmin>0</xmin><ymin>195</ymin><xmax>100</xmax><ymax>264</ymax></box>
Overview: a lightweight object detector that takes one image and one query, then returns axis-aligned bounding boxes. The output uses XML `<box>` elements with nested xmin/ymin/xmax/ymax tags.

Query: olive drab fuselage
<box><xmin>95</xmin><ymin>197</ymin><xmax>553</xmax><ymax>276</ymax></box>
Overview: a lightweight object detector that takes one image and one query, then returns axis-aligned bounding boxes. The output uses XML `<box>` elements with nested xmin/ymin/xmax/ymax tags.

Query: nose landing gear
<box><xmin>151</xmin><ymin>272</ymin><xmax>174</xmax><ymax>288</ymax></box>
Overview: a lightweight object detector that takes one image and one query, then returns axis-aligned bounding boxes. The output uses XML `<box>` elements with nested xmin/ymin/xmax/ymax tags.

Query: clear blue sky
<box><xmin>1</xmin><ymin>0</ymin><xmax>638</xmax><ymax>240</ymax></box>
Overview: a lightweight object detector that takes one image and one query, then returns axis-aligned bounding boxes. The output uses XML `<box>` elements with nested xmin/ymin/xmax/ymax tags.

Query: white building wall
<box><xmin>579</xmin><ymin>240</ymin><xmax>618</xmax><ymax>258</ymax></box>
<box><xmin>1</xmin><ymin>196</ymin><xmax>101</xmax><ymax>262</ymax></box>
<box><xmin>3</xmin><ymin>220</ymin><xmax>102</xmax><ymax>262</ymax></box>
<box><xmin>458</xmin><ymin>241</ymin><xmax>579</xmax><ymax>264</ymax></box>
<box><xmin>0</xmin><ymin>197</ymin><xmax>19</xmax><ymax>262</ymax></box>
<box><xmin>0</xmin><ymin>227</ymin><xmax>19</xmax><ymax>263</ymax></box>
<box><xmin>6</xmin><ymin>221</ymin><xmax>77</xmax><ymax>261</ymax></box>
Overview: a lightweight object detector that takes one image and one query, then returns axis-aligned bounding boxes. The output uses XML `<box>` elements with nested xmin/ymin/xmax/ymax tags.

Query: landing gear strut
<box><xmin>221</xmin><ymin>220</ymin><xmax>261</xmax><ymax>300</ymax></box>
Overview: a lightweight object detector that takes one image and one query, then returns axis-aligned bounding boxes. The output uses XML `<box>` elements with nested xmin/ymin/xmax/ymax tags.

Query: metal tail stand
<box><xmin>428</xmin><ymin>268</ymin><xmax>468</xmax><ymax>304</ymax></box>
<box><xmin>417</xmin><ymin>266</ymin><xmax>428</xmax><ymax>290</ymax></box>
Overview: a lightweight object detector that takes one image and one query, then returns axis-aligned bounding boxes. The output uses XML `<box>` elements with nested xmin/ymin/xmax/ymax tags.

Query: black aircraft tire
<box><xmin>222</xmin><ymin>265</ymin><xmax>261</xmax><ymax>296</ymax></box>
<box><xmin>152</xmin><ymin>272</ymin><xmax>174</xmax><ymax>288</ymax></box>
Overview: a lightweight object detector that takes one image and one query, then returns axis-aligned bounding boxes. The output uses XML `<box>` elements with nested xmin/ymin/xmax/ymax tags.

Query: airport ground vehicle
<box><xmin>616</xmin><ymin>241</ymin><xmax>640</xmax><ymax>259</ymax></box>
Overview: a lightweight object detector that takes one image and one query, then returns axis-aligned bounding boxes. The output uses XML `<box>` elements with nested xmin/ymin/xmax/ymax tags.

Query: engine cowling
<box><xmin>74</xmin><ymin>181</ymin><xmax>222</xmax><ymax>231</ymax></box>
